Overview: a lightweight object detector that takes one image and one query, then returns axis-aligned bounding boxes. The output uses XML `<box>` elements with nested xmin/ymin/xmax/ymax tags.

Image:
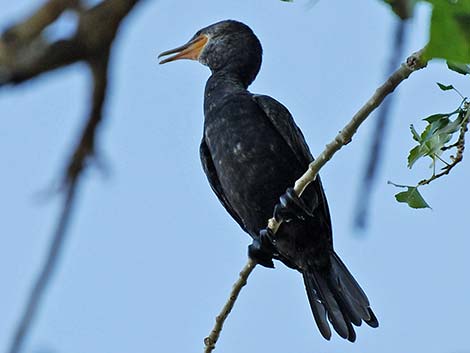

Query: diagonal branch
<box><xmin>203</xmin><ymin>48</ymin><xmax>427</xmax><ymax>353</ymax></box>
<box><xmin>2</xmin><ymin>0</ymin><xmax>79</xmax><ymax>44</ymax></box>
<box><xmin>3</xmin><ymin>38</ymin><xmax>84</xmax><ymax>84</ymax></box>
<box><xmin>203</xmin><ymin>259</ymin><xmax>256</xmax><ymax>353</ymax></box>
<box><xmin>270</xmin><ymin>49</ymin><xmax>427</xmax><ymax>233</ymax></box>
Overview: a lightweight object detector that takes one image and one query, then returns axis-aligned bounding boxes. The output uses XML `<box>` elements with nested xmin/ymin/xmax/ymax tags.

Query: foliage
<box><xmin>447</xmin><ymin>62</ymin><xmax>470</xmax><ymax>75</ymax></box>
<box><xmin>391</xmin><ymin>84</ymin><xmax>469</xmax><ymax>208</ymax></box>
<box><xmin>424</xmin><ymin>0</ymin><xmax>470</xmax><ymax>66</ymax></box>
<box><xmin>388</xmin><ymin>182</ymin><xmax>431</xmax><ymax>209</ymax></box>
<box><xmin>407</xmin><ymin>85</ymin><xmax>464</xmax><ymax>169</ymax></box>
<box><xmin>377</xmin><ymin>0</ymin><xmax>470</xmax><ymax>208</ymax></box>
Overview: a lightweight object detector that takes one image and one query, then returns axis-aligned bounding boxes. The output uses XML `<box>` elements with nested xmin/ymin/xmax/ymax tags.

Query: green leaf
<box><xmin>423</xmin><ymin>113</ymin><xmax>449</xmax><ymax>123</ymax></box>
<box><xmin>420</xmin><ymin>118</ymin><xmax>449</xmax><ymax>142</ymax></box>
<box><xmin>407</xmin><ymin>133</ymin><xmax>449</xmax><ymax>169</ymax></box>
<box><xmin>407</xmin><ymin>95</ymin><xmax>466</xmax><ymax>169</ymax></box>
<box><xmin>407</xmin><ymin>114</ymin><xmax>457</xmax><ymax>168</ymax></box>
<box><xmin>394</xmin><ymin>186</ymin><xmax>431</xmax><ymax>209</ymax></box>
<box><xmin>424</xmin><ymin>0</ymin><xmax>470</xmax><ymax>63</ymax></box>
<box><xmin>408</xmin><ymin>145</ymin><xmax>424</xmax><ymax>168</ymax></box>
<box><xmin>438</xmin><ymin>111</ymin><xmax>465</xmax><ymax>135</ymax></box>
<box><xmin>423</xmin><ymin>131</ymin><xmax>452</xmax><ymax>157</ymax></box>
<box><xmin>447</xmin><ymin>61</ymin><xmax>470</xmax><ymax>75</ymax></box>
<box><xmin>436</xmin><ymin>82</ymin><xmax>454</xmax><ymax>91</ymax></box>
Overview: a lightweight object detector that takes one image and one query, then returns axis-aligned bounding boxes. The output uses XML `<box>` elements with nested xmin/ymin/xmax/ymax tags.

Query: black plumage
<box><xmin>159</xmin><ymin>19</ymin><xmax>378</xmax><ymax>341</ymax></box>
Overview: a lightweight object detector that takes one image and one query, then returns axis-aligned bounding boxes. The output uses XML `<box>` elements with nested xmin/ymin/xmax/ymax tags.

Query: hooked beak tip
<box><xmin>158</xmin><ymin>57</ymin><xmax>170</xmax><ymax>65</ymax></box>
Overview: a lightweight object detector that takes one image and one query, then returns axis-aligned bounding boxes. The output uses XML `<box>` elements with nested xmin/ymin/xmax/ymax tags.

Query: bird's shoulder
<box><xmin>252</xmin><ymin>94</ymin><xmax>313</xmax><ymax>166</ymax></box>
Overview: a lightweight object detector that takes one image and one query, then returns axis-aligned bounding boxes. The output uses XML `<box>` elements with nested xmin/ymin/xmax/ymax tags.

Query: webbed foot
<box><xmin>274</xmin><ymin>187</ymin><xmax>313</xmax><ymax>222</ymax></box>
<box><xmin>248</xmin><ymin>229</ymin><xmax>276</xmax><ymax>268</ymax></box>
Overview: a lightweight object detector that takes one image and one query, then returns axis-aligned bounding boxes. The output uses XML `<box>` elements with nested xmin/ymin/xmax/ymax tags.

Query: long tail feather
<box><xmin>302</xmin><ymin>251</ymin><xmax>378</xmax><ymax>341</ymax></box>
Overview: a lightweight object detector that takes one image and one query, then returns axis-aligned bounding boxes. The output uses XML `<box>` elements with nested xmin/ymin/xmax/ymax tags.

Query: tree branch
<box><xmin>203</xmin><ymin>259</ymin><xmax>256</xmax><ymax>353</ymax></box>
<box><xmin>204</xmin><ymin>48</ymin><xmax>427</xmax><ymax>352</ymax></box>
<box><xmin>65</xmin><ymin>54</ymin><xmax>109</xmax><ymax>183</ymax></box>
<box><xmin>0</xmin><ymin>0</ymin><xmax>140</xmax><ymax>85</ymax></box>
<box><xmin>2</xmin><ymin>0</ymin><xmax>79</xmax><ymax>44</ymax></box>
<box><xmin>2</xmin><ymin>1</ymin><xmax>142</xmax><ymax>352</ymax></box>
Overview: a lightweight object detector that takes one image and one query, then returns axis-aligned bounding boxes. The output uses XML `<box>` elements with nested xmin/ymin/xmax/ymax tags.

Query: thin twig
<box><xmin>418</xmin><ymin>106</ymin><xmax>470</xmax><ymax>186</ymax></box>
<box><xmin>203</xmin><ymin>259</ymin><xmax>256</xmax><ymax>353</ymax></box>
<box><xmin>66</xmin><ymin>54</ymin><xmax>109</xmax><ymax>183</ymax></box>
<box><xmin>204</xmin><ymin>49</ymin><xmax>427</xmax><ymax>352</ymax></box>
<box><xmin>7</xmin><ymin>182</ymin><xmax>80</xmax><ymax>353</ymax></box>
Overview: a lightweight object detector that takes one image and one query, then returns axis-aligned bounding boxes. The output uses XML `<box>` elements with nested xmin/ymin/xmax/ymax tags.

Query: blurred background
<box><xmin>1</xmin><ymin>1</ymin><xmax>469</xmax><ymax>353</ymax></box>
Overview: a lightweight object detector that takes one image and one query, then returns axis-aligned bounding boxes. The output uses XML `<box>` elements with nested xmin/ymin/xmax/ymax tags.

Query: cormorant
<box><xmin>159</xmin><ymin>20</ymin><xmax>378</xmax><ymax>342</ymax></box>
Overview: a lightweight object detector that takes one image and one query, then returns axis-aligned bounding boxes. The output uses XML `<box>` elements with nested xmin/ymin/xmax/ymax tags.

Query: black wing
<box><xmin>199</xmin><ymin>139</ymin><xmax>250</xmax><ymax>234</ymax></box>
<box><xmin>252</xmin><ymin>94</ymin><xmax>333</xmax><ymax>241</ymax></box>
<box><xmin>253</xmin><ymin>94</ymin><xmax>314</xmax><ymax>165</ymax></box>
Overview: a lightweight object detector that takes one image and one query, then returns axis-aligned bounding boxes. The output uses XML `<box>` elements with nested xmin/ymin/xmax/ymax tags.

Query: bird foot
<box><xmin>248</xmin><ymin>229</ymin><xmax>276</xmax><ymax>268</ymax></box>
<box><xmin>274</xmin><ymin>187</ymin><xmax>313</xmax><ymax>222</ymax></box>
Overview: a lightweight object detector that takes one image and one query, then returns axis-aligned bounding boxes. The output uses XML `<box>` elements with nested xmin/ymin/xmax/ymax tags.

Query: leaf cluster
<box><xmin>391</xmin><ymin>84</ymin><xmax>469</xmax><ymax>209</ymax></box>
<box><xmin>378</xmin><ymin>1</ymin><xmax>470</xmax><ymax>209</ymax></box>
<box><xmin>407</xmin><ymin>84</ymin><xmax>467</xmax><ymax>169</ymax></box>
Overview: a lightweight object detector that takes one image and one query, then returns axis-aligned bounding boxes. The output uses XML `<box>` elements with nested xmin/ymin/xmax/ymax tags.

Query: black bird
<box><xmin>159</xmin><ymin>20</ymin><xmax>378</xmax><ymax>341</ymax></box>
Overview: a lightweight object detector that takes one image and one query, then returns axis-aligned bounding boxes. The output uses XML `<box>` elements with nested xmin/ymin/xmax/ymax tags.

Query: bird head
<box><xmin>158</xmin><ymin>20</ymin><xmax>262</xmax><ymax>87</ymax></box>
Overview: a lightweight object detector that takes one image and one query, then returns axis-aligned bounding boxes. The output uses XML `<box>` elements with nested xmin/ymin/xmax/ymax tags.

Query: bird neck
<box><xmin>204</xmin><ymin>71</ymin><xmax>249</xmax><ymax>119</ymax></box>
<box><xmin>205</xmin><ymin>70</ymin><xmax>247</xmax><ymax>98</ymax></box>
<box><xmin>209</xmin><ymin>69</ymin><xmax>248</xmax><ymax>88</ymax></box>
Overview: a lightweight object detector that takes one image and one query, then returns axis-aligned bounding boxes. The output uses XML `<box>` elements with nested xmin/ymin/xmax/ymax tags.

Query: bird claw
<box><xmin>274</xmin><ymin>187</ymin><xmax>313</xmax><ymax>222</ymax></box>
<box><xmin>248</xmin><ymin>188</ymin><xmax>313</xmax><ymax>268</ymax></box>
<box><xmin>248</xmin><ymin>229</ymin><xmax>276</xmax><ymax>268</ymax></box>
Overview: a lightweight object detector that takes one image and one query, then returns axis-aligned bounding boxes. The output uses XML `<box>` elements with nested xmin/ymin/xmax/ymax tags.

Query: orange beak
<box><xmin>158</xmin><ymin>34</ymin><xmax>209</xmax><ymax>64</ymax></box>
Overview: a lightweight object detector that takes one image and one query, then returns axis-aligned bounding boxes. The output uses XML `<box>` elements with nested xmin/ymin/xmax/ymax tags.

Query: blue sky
<box><xmin>1</xmin><ymin>1</ymin><xmax>470</xmax><ymax>353</ymax></box>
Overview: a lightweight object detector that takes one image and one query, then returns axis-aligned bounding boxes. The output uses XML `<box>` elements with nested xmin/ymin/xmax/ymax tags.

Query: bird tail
<box><xmin>302</xmin><ymin>251</ymin><xmax>378</xmax><ymax>342</ymax></box>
